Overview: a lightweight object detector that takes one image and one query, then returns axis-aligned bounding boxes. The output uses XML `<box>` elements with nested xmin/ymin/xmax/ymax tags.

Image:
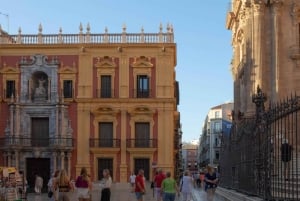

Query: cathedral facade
<box><xmin>226</xmin><ymin>0</ymin><xmax>300</xmax><ymax>116</ymax></box>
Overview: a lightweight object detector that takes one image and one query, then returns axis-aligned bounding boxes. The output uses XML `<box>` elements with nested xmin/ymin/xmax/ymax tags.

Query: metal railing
<box><xmin>89</xmin><ymin>138</ymin><xmax>120</xmax><ymax>148</ymax></box>
<box><xmin>96</xmin><ymin>89</ymin><xmax>115</xmax><ymax>98</ymax></box>
<box><xmin>0</xmin><ymin>137</ymin><xmax>74</xmax><ymax>148</ymax></box>
<box><xmin>126</xmin><ymin>139</ymin><xmax>157</xmax><ymax>148</ymax></box>
<box><xmin>133</xmin><ymin>89</ymin><xmax>153</xmax><ymax>98</ymax></box>
<box><xmin>220</xmin><ymin>87</ymin><xmax>300</xmax><ymax>200</ymax></box>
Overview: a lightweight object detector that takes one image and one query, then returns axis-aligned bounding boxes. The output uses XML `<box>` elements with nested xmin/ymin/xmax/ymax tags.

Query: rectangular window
<box><xmin>63</xmin><ymin>80</ymin><xmax>73</xmax><ymax>98</ymax></box>
<box><xmin>214</xmin><ymin>122</ymin><xmax>221</xmax><ymax>132</ymax></box>
<box><xmin>99</xmin><ymin>122</ymin><xmax>113</xmax><ymax>147</ymax></box>
<box><xmin>135</xmin><ymin>122</ymin><xmax>150</xmax><ymax>147</ymax></box>
<box><xmin>6</xmin><ymin>80</ymin><xmax>15</xmax><ymax>98</ymax></box>
<box><xmin>137</xmin><ymin>75</ymin><xmax>149</xmax><ymax>98</ymax></box>
<box><xmin>215</xmin><ymin>111</ymin><xmax>220</xmax><ymax>118</ymax></box>
<box><xmin>100</xmin><ymin>75</ymin><xmax>112</xmax><ymax>98</ymax></box>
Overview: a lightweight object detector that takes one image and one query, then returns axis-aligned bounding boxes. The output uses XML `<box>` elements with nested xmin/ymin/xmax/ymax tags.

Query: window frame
<box><xmin>63</xmin><ymin>80</ymin><xmax>73</xmax><ymax>98</ymax></box>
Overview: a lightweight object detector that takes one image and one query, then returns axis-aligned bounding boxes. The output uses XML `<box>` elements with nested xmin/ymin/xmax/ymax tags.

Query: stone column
<box><xmin>119</xmin><ymin>110</ymin><xmax>127</xmax><ymax>182</ymax></box>
<box><xmin>15</xmin><ymin>105</ymin><xmax>20</xmax><ymax>136</ymax></box>
<box><xmin>7</xmin><ymin>152</ymin><xmax>12</xmax><ymax>167</ymax></box>
<box><xmin>60</xmin><ymin>152</ymin><xmax>65</xmax><ymax>170</ymax></box>
<box><xmin>55</xmin><ymin>106</ymin><xmax>59</xmax><ymax>137</ymax></box>
<box><xmin>48</xmin><ymin>78</ymin><xmax>51</xmax><ymax>102</ymax></box>
<box><xmin>270</xmin><ymin>2</ymin><xmax>281</xmax><ymax>101</ymax></box>
<box><xmin>15</xmin><ymin>151</ymin><xmax>19</xmax><ymax>170</ymax></box>
<box><xmin>252</xmin><ymin>2</ymin><xmax>265</xmax><ymax>88</ymax></box>
<box><xmin>53</xmin><ymin>152</ymin><xmax>57</xmax><ymax>171</ymax></box>
<box><xmin>67</xmin><ymin>152</ymin><xmax>72</xmax><ymax>177</ymax></box>
<box><xmin>10</xmin><ymin>105</ymin><xmax>14</xmax><ymax>136</ymax></box>
<box><xmin>29</xmin><ymin>79</ymin><xmax>32</xmax><ymax>101</ymax></box>
<box><xmin>61</xmin><ymin>106</ymin><xmax>65</xmax><ymax>136</ymax></box>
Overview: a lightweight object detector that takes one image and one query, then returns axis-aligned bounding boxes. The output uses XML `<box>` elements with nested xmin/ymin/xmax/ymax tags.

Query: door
<box><xmin>26</xmin><ymin>158</ymin><xmax>50</xmax><ymax>193</ymax></box>
<box><xmin>99</xmin><ymin>122</ymin><xmax>113</xmax><ymax>147</ymax></box>
<box><xmin>98</xmin><ymin>158</ymin><xmax>113</xmax><ymax>180</ymax></box>
<box><xmin>134</xmin><ymin>158</ymin><xmax>150</xmax><ymax>181</ymax></box>
<box><xmin>31</xmin><ymin>118</ymin><xmax>49</xmax><ymax>146</ymax></box>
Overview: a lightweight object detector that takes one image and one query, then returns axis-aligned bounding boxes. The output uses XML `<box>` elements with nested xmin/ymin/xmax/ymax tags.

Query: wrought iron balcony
<box><xmin>133</xmin><ymin>89</ymin><xmax>153</xmax><ymax>98</ymax></box>
<box><xmin>96</xmin><ymin>89</ymin><xmax>115</xmax><ymax>98</ymax></box>
<box><xmin>89</xmin><ymin>138</ymin><xmax>120</xmax><ymax>148</ymax></box>
<box><xmin>0</xmin><ymin>136</ymin><xmax>74</xmax><ymax>148</ymax></box>
<box><xmin>126</xmin><ymin>139</ymin><xmax>157</xmax><ymax>148</ymax></box>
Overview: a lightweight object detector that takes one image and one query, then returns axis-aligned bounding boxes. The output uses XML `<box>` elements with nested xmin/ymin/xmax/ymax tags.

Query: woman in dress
<box><xmin>180</xmin><ymin>170</ymin><xmax>193</xmax><ymax>201</ymax></box>
<box><xmin>75</xmin><ymin>167</ymin><xmax>91</xmax><ymax>201</ymax></box>
<box><xmin>205</xmin><ymin>165</ymin><xmax>218</xmax><ymax>201</ymax></box>
<box><xmin>99</xmin><ymin>169</ymin><xmax>112</xmax><ymax>201</ymax></box>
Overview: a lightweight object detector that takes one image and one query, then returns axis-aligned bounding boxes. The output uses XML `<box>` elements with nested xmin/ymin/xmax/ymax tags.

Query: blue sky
<box><xmin>0</xmin><ymin>0</ymin><xmax>233</xmax><ymax>142</ymax></box>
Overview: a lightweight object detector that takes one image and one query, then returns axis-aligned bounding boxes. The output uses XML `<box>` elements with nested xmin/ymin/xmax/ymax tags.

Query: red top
<box><xmin>135</xmin><ymin>175</ymin><xmax>145</xmax><ymax>192</ymax></box>
<box><xmin>154</xmin><ymin>173</ymin><xmax>166</xmax><ymax>188</ymax></box>
<box><xmin>75</xmin><ymin>176</ymin><xmax>89</xmax><ymax>188</ymax></box>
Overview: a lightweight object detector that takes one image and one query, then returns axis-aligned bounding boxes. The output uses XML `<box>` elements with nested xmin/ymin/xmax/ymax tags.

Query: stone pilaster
<box><xmin>119</xmin><ymin>110</ymin><xmax>127</xmax><ymax>182</ymax></box>
<box><xmin>52</xmin><ymin>152</ymin><xmax>57</xmax><ymax>171</ymax></box>
<box><xmin>60</xmin><ymin>152</ymin><xmax>65</xmax><ymax>170</ymax></box>
<box><xmin>67</xmin><ymin>152</ymin><xmax>72</xmax><ymax>177</ymax></box>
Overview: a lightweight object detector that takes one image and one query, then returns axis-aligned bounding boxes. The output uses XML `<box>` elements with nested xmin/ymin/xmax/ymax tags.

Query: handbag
<box><xmin>48</xmin><ymin>190</ymin><xmax>53</xmax><ymax>198</ymax></box>
<box><xmin>150</xmin><ymin>182</ymin><xmax>154</xmax><ymax>189</ymax></box>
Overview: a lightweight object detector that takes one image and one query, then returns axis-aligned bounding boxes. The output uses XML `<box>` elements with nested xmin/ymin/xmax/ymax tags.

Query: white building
<box><xmin>198</xmin><ymin>102</ymin><xmax>233</xmax><ymax>168</ymax></box>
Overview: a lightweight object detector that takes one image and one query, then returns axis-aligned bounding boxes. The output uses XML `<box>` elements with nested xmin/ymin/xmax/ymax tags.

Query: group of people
<box><xmin>129</xmin><ymin>165</ymin><xmax>218</xmax><ymax>201</ymax></box>
<box><xmin>47</xmin><ymin>168</ymin><xmax>112</xmax><ymax>201</ymax></box>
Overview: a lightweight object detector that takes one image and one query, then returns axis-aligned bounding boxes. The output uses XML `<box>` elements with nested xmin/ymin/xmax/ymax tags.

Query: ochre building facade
<box><xmin>0</xmin><ymin>24</ymin><xmax>181</xmax><ymax>187</ymax></box>
<box><xmin>226</xmin><ymin>0</ymin><xmax>300</xmax><ymax>116</ymax></box>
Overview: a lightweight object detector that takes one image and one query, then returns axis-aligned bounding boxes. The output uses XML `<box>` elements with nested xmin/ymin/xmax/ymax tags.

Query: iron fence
<box><xmin>220</xmin><ymin>87</ymin><xmax>300</xmax><ymax>200</ymax></box>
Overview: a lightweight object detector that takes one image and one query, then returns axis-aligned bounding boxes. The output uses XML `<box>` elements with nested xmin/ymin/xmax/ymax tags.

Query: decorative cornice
<box><xmin>91</xmin><ymin>106</ymin><xmax>120</xmax><ymax>116</ymax></box>
<box><xmin>132</xmin><ymin>56</ymin><xmax>153</xmax><ymax>68</ymax></box>
<box><xmin>128</xmin><ymin>105</ymin><xmax>155</xmax><ymax>116</ymax></box>
<box><xmin>58</xmin><ymin>65</ymin><xmax>77</xmax><ymax>74</ymax></box>
<box><xmin>94</xmin><ymin>56</ymin><xmax>116</xmax><ymax>68</ymax></box>
<box><xmin>19</xmin><ymin>54</ymin><xmax>60</xmax><ymax>66</ymax></box>
<box><xmin>0</xmin><ymin>66</ymin><xmax>20</xmax><ymax>74</ymax></box>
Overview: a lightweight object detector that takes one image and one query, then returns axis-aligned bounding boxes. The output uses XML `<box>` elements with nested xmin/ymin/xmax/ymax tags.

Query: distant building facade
<box><xmin>198</xmin><ymin>103</ymin><xmax>233</xmax><ymax>168</ymax></box>
<box><xmin>182</xmin><ymin>143</ymin><xmax>198</xmax><ymax>173</ymax></box>
<box><xmin>0</xmin><ymin>24</ymin><xmax>181</xmax><ymax>187</ymax></box>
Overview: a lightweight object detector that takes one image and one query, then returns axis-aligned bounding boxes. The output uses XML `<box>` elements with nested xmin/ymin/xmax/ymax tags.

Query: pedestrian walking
<box><xmin>205</xmin><ymin>165</ymin><xmax>218</xmax><ymax>201</ymax></box>
<box><xmin>129</xmin><ymin>172</ymin><xmax>136</xmax><ymax>188</ymax></box>
<box><xmin>53</xmin><ymin>169</ymin><xmax>73</xmax><ymax>201</ymax></box>
<box><xmin>281</xmin><ymin>139</ymin><xmax>292</xmax><ymax>180</ymax></box>
<box><xmin>48</xmin><ymin>170</ymin><xmax>60</xmax><ymax>201</ymax></box>
<box><xmin>135</xmin><ymin>169</ymin><xmax>146</xmax><ymax>201</ymax></box>
<box><xmin>153</xmin><ymin>169</ymin><xmax>166</xmax><ymax>201</ymax></box>
<box><xmin>179</xmin><ymin>170</ymin><xmax>193</xmax><ymax>201</ymax></box>
<box><xmin>99</xmin><ymin>169</ymin><xmax>112</xmax><ymax>201</ymax></box>
<box><xmin>161</xmin><ymin>172</ymin><xmax>179</xmax><ymax>201</ymax></box>
<box><xmin>75</xmin><ymin>167</ymin><xmax>92</xmax><ymax>201</ymax></box>
<box><xmin>34</xmin><ymin>174</ymin><xmax>43</xmax><ymax>194</ymax></box>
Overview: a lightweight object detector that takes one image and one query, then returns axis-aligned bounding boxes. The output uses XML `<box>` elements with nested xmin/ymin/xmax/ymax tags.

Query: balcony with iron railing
<box><xmin>126</xmin><ymin>139</ymin><xmax>157</xmax><ymax>148</ymax></box>
<box><xmin>89</xmin><ymin>138</ymin><xmax>120</xmax><ymax>148</ymax></box>
<box><xmin>0</xmin><ymin>136</ymin><xmax>74</xmax><ymax>149</ymax></box>
<box><xmin>96</xmin><ymin>89</ymin><xmax>115</xmax><ymax>98</ymax></box>
<box><xmin>0</xmin><ymin>23</ymin><xmax>174</xmax><ymax>45</ymax></box>
<box><xmin>132</xmin><ymin>89</ymin><xmax>153</xmax><ymax>98</ymax></box>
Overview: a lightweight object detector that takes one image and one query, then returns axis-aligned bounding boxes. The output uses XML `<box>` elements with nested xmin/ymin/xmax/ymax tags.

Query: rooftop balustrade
<box><xmin>0</xmin><ymin>23</ymin><xmax>174</xmax><ymax>44</ymax></box>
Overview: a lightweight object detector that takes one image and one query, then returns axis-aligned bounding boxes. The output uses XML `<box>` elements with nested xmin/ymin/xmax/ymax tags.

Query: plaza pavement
<box><xmin>27</xmin><ymin>182</ymin><xmax>222</xmax><ymax>201</ymax></box>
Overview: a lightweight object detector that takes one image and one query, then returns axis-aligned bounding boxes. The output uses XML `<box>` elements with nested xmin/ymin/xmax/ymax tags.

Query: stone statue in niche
<box><xmin>34</xmin><ymin>77</ymin><xmax>47</xmax><ymax>101</ymax></box>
